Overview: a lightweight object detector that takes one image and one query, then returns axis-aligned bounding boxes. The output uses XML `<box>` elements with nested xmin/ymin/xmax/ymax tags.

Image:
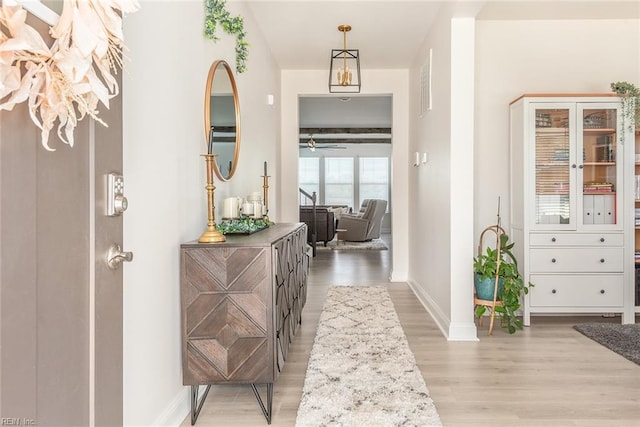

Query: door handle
<box><xmin>107</xmin><ymin>244</ymin><xmax>133</xmax><ymax>269</ymax></box>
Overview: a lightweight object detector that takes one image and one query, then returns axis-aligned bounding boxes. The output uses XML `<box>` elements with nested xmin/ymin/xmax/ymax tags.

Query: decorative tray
<box><xmin>217</xmin><ymin>218</ymin><xmax>271</xmax><ymax>235</ymax></box>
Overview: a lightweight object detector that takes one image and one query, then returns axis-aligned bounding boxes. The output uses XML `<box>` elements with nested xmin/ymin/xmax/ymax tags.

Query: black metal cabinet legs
<box><xmin>190</xmin><ymin>385</ymin><xmax>211</xmax><ymax>425</ymax></box>
<box><xmin>251</xmin><ymin>383</ymin><xmax>274</xmax><ymax>424</ymax></box>
<box><xmin>190</xmin><ymin>383</ymin><xmax>274</xmax><ymax>425</ymax></box>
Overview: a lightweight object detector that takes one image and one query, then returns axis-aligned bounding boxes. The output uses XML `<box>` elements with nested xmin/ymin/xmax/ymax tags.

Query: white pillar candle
<box><xmin>242</xmin><ymin>202</ymin><xmax>254</xmax><ymax>215</ymax></box>
<box><xmin>223</xmin><ymin>198</ymin><xmax>238</xmax><ymax>219</ymax></box>
<box><xmin>253</xmin><ymin>201</ymin><xmax>262</xmax><ymax>218</ymax></box>
<box><xmin>231</xmin><ymin>198</ymin><xmax>239</xmax><ymax>218</ymax></box>
<box><xmin>223</xmin><ymin>198</ymin><xmax>231</xmax><ymax>218</ymax></box>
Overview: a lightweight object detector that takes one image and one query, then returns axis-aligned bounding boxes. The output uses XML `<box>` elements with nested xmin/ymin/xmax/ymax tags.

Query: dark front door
<box><xmin>0</xmin><ymin>13</ymin><xmax>125</xmax><ymax>427</ymax></box>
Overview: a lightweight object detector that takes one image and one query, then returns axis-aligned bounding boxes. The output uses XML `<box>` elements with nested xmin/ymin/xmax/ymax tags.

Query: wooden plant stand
<box><xmin>474</xmin><ymin>225</ymin><xmax>506</xmax><ymax>335</ymax></box>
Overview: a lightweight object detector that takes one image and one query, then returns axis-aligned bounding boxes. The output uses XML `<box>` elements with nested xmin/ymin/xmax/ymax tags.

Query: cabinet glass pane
<box><xmin>535</xmin><ymin>108</ymin><xmax>570</xmax><ymax>225</ymax></box>
<box><xmin>582</xmin><ymin>108</ymin><xmax>617</xmax><ymax>225</ymax></box>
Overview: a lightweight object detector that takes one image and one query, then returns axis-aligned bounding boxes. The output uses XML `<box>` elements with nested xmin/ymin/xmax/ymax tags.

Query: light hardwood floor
<box><xmin>183</xmin><ymin>237</ymin><xmax>640</xmax><ymax>427</ymax></box>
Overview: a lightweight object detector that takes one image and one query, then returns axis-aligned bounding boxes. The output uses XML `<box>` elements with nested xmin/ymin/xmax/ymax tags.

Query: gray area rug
<box><xmin>295</xmin><ymin>286</ymin><xmax>442</xmax><ymax>427</ymax></box>
<box><xmin>574</xmin><ymin>323</ymin><xmax>640</xmax><ymax>366</ymax></box>
<box><xmin>316</xmin><ymin>238</ymin><xmax>388</xmax><ymax>251</ymax></box>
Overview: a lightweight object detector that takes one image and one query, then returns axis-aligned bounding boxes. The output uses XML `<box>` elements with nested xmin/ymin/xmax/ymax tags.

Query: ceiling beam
<box><xmin>299</xmin><ymin>127</ymin><xmax>391</xmax><ymax>135</ymax></box>
<box><xmin>299</xmin><ymin>138</ymin><xmax>391</xmax><ymax>145</ymax></box>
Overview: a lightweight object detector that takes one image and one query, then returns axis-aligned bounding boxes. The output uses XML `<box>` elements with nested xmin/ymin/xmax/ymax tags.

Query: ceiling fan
<box><xmin>300</xmin><ymin>135</ymin><xmax>346</xmax><ymax>152</ymax></box>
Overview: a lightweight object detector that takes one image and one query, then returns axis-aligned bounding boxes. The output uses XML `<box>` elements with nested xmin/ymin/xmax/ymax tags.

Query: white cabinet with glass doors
<box><xmin>510</xmin><ymin>94</ymin><xmax>635</xmax><ymax>325</ymax></box>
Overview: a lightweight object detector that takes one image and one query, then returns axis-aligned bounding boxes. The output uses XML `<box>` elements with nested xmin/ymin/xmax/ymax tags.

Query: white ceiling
<box><xmin>242</xmin><ymin>0</ymin><xmax>640</xmax><ymax>70</ymax></box>
<box><xmin>243</xmin><ymin>0</ymin><xmax>639</xmax><ymax>131</ymax></box>
<box><xmin>299</xmin><ymin>95</ymin><xmax>392</xmax><ymax>127</ymax></box>
<box><xmin>477</xmin><ymin>0</ymin><xmax>640</xmax><ymax>20</ymax></box>
<box><xmin>243</xmin><ymin>0</ymin><xmax>444</xmax><ymax>69</ymax></box>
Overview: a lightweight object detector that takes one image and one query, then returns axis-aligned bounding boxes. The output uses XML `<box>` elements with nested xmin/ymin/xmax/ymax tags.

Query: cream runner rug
<box><xmin>295</xmin><ymin>286</ymin><xmax>442</xmax><ymax>426</ymax></box>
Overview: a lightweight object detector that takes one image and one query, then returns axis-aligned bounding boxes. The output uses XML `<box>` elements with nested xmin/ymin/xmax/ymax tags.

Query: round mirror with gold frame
<box><xmin>204</xmin><ymin>60</ymin><xmax>241</xmax><ymax>181</ymax></box>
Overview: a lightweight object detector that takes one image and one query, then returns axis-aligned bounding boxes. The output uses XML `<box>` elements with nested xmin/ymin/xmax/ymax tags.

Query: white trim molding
<box><xmin>14</xmin><ymin>0</ymin><xmax>59</xmax><ymax>25</ymax></box>
<box><xmin>408</xmin><ymin>279</ymin><xmax>478</xmax><ymax>342</ymax></box>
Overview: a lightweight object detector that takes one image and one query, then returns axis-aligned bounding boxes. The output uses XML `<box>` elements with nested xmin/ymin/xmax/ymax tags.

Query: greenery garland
<box><xmin>610</xmin><ymin>81</ymin><xmax>640</xmax><ymax>139</ymax></box>
<box><xmin>217</xmin><ymin>217</ymin><xmax>270</xmax><ymax>234</ymax></box>
<box><xmin>204</xmin><ymin>0</ymin><xmax>249</xmax><ymax>73</ymax></box>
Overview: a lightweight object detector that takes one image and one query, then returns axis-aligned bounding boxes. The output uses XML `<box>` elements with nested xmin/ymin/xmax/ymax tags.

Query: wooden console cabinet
<box><xmin>180</xmin><ymin>223</ymin><xmax>309</xmax><ymax>424</ymax></box>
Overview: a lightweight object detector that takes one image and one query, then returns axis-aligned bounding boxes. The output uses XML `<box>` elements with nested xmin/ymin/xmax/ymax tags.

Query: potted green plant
<box><xmin>610</xmin><ymin>81</ymin><xmax>639</xmax><ymax>138</ymax></box>
<box><xmin>474</xmin><ymin>231</ymin><xmax>533</xmax><ymax>334</ymax></box>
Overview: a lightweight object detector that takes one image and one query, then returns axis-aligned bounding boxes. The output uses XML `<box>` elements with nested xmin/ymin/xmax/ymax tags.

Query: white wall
<box><xmin>122</xmin><ymin>1</ymin><xmax>280</xmax><ymax>425</ymax></box>
<box><xmin>475</xmin><ymin>19</ymin><xmax>640</xmax><ymax>241</ymax></box>
<box><xmin>280</xmin><ymin>69</ymin><xmax>410</xmax><ymax>280</ymax></box>
<box><xmin>449</xmin><ymin>17</ymin><xmax>477</xmax><ymax>340</ymax></box>
<box><xmin>408</xmin><ymin>9</ymin><xmax>478</xmax><ymax>341</ymax></box>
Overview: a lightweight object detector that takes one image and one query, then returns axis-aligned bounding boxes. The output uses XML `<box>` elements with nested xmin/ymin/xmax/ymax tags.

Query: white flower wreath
<box><xmin>0</xmin><ymin>0</ymin><xmax>139</xmax><ymax>151</ymax></box>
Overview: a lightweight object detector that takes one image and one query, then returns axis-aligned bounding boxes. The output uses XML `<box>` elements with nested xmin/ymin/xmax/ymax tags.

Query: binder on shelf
<box><xmin>583</xmin><ymin>195</ymin><xmax>594</xmax><ymax>225</ymax></box>
<box><xmin>602</xmin><ymin>194</ymin><xmax>615</xmax><ymax>225</ymax></box>
<box><xmin>583</xmin><ymin>193</ymin><xmax>615</xmax><ymax>225</ymax></box>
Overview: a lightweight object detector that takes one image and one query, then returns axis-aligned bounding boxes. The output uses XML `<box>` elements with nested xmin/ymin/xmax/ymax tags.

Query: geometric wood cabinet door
<box><xmin>180</xmin><ymin>223</ymin><xmax>308</xmax><ymax>424</ymax></box>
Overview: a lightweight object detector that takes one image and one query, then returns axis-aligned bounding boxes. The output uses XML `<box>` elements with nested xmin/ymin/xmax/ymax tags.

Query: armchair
<box><xmin>299</xmin><ymin>206</ymin><xmax>337</xmax><ymax>246</ymax></box>
<box><xmin>338</xmin><ymin>199</ymin><xmax>387</xmax><ymax>242</ymax></box>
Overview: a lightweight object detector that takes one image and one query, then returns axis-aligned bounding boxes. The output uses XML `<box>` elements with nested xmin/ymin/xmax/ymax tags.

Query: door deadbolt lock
<box><xmin>107</xmin><ymin>173</ymin><xmax>128</xmax><ymax>216</ymax></box>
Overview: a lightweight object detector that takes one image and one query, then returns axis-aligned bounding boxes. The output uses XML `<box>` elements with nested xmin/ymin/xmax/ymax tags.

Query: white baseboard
<box><xmin>447</xmin><ymin>322</ymin><xmax>479</xmax><ymax>342</ymax></box>
<box><xmin>406</xmin><ymin>280</ymin><xmax>450</xmax><ymax>339</ymax></box>
<box><xmin>152</xmin><ymin>386</ymin><xmax>192</xmax><ymax>427</ymax></box>
<box><xmin>390</xmin><ymin>270</ymin><xmax>408</xmax><ymax>282</ymax></box>
<box><xmin>407</xmin><ymin>280</ymin><xmax>478</xmax><ymax>342</ymax></box>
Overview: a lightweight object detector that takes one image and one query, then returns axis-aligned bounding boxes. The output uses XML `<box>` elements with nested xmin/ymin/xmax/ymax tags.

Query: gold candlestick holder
<box><xmin>199</xmin><ymin>154</ymin><xmax>226</xmax><ymax>243</ymax></box>
<box><xmin>262</xmin><ymin>174</ymin><xmax>271</xmax><ymax>223</ymax></box>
